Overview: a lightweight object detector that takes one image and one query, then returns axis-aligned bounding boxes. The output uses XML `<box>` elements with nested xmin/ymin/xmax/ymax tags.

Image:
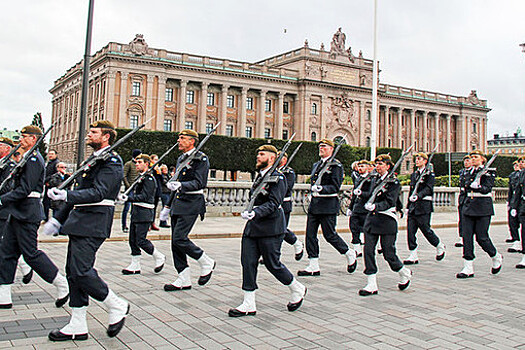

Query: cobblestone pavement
<box><xmin>2</xmin><ymin>208</ymin><xmax>525</xmax><ymax>349</ymax></box>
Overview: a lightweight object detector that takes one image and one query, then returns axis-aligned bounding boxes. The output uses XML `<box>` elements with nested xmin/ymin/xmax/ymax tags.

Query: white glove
<box><xmin>48</xmin><ymin>188</ymin><xmax>67</xmax><ymax>201</ymax></box>
<box><xmin>470</xmin><ymin>181</ymin><xmax>480</xmax><ymax>189</ymax></box>
<box><xmin>364</xmin><ymin>203</ymin><xmax>375</xmax><ymax>212</ymax></box>
<box><xmin>241</xmin><ymin>210</ymin><xmax>256</xmax><ymax>220</ymax></box>
<box><xmin>409</xmin><ymin>195</ymin><xmax>418</xmax><ymax>202</ymax></box>
<box><xmin>159</xmin><ymin>207</ymin><xmax>171</xmax><ymax>222</ymax></box>
<box><xmin>42</xmin><ymin>217</ymin><xmax>61</xmax><ymax>236</ymax></box>
<box><xmin>167</xmin><ymin>181</ymin><xmax>182</xmax><ymax>191</ymax></box>
<box><xmin>311</xmin><ymin>185</ymin><xmax>322</xmax><ymax>193</ymax></box>
<box><xmin>118</xmin><ymin>193</ymin><xmax>128</xmax><ymax>202</ymax></box>
<box><xmin>353</xmin><ymin>188</ymin><xmax>362</xmax><ymax>196</ymax></box>
<box><xmin>511</xmin><ymin>209</ymin><xmax>517</xmax><ymax>217</ymax></box>
<box><xmin>346</xmin><ymin>208</ymin><xmax>352</xmax><ymax>216</ymax></box>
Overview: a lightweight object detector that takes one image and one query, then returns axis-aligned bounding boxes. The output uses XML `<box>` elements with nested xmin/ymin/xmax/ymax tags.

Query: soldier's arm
<box><xmin>375</xmin><ymin>180</ymin><xmax>401</xmax><ymax>212</ymax></box>
<box><xmin>66</xmin><ymin>160</ymin><xmax>123</xmax><ymax>204</ymax></box>
<box><xmin>129</xmin><ymin>176</ymin><xmax>156</xmax><ymax>203</ymax></box>
<box><xmin>507</xmin><ymin>173</ymin><xmax>514</xmax><ymax>203</ymax></box>
<box><xmin>474</xmin><ymin>171</ymin><xmax>495</xmax><ymax>194</ymax></box>
<box><xmin>417</xmin><ymin>172</ymin><xmax>435</xmax><ymax>198</ymax></box>
<box><xmin>180</xmin><ymin>157</ymin><xmax>209</xmax><ymax>192</ymax></box>
<box><xmin>319</xmin><ymin>163</ymin><xmax>343</xmax><ymax>194</ymax></box>
<box><xmin>511</xmin><ymin>173</ymin><xmax>523</xmax><ymax>210</ymax></box>
<box><xmin>0</xmin><ymin>158</ymin><xmax>41</xmax><ymax>206</ymax></box>
<box><xmin>253</xmin><ymin>175</ymin><xmax>286</xmax><ymax>219</ymax></box>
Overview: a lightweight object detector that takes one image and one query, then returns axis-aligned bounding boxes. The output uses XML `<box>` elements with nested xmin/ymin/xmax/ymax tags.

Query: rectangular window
<box><xmin>206</xmin><ymin>123</ymin><xmax>214</xmax><ymax>134</ymax></box>
<box><xmin>130</xmin><ymin>115</ymin><xmax>139</xmax><ymax>128</ymax></box>
<box><xmin>207</xmin><ymin>92</ymin><xmax>215</xmax><ymax>106</ymax></box>
<box><xmin>186</xmin><ymin>91</ymin><xmax>195</xmax><ymax>104</ymax></box>
<box><xmin>245</xmin><ymin>126</ymin><xmax>253</xmax><ymax>138</ymax></box>
<box><xmin>311</xmin><ymin>102</ymin><xmax>318</xmax><ymax>115</ymax></box>
<box><xmin>473</xmin><ymin>123</ymin><xmax>477</xmax><ymax>133</ymax></box>
<box><xmin>226</xmin><ymin>124</ymin><xmax>233</xmax><ymax>136</ymax></box>
<box><xmin>163</xmin><ymin>119</ymin><xmax>172</xmax><ymax>131</ymax></box>
<box><xmin>132</xmin><ymin>82</ymin><xmax>141</xmax><ymax>96</ymax></box>
<box><xmin>185</xmin><ymin>121</ymin><xmax>194</xmax><ymax>130</ymax></box>
<box><xmin>282</xmin><ymin>129</ymin><xmax>289</xmax><ymax>140</ymax></box>
<box><xmin>265</xmin><ymin>99</ymin><xmax>271</xmax><ymax>112</ymax></box>
<box><xmin>246</xmin><ymin>97</ymin><xmax>253</xmax><ymax>110</ymax></box>
<box><xmin>227</xmin><ymin>95</ymin><xmax>235</xmax><ymax>108</ymax></box>
<box><xmin>283</xmin><ymin>101</ymin><xmax>289</xmax><ymax>114</ymax></box>
<box><xmin>165</xmin><ymin>88</ymin><xmax>173</xmax><ymax>102</ymax></box>
<box><xmin>264</xmin><ymin>128</ymin><xmax>271</xmax><ymax>139</ymax></box>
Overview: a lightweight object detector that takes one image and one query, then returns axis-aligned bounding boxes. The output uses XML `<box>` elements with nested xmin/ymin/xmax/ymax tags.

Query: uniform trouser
<box><xmin>518</xmin><ymin>214</ymin><xmax>525</xmax><ymax>252</ymax></box>
<box><xmin>129</xmin><ymin>221</ymin><xmax>154</xmax><ymax>256</ymax></box>
<box><xmin>349</xmin><ymin>213</ymin><xmax>367</xmax><ymax>245</ymax></box>
<box><xmin>42</xmin><ymin>190</ymin><xmax>51</xmax><ymax>221</ymax></box>
<box><xmin>121</xmin><ymin>200</ymin><xmax>131</xmax><ymax>229</ymax></box>
<box><xmin>462</xmin><ymin>214</ymin><xmax>496</xmax><ymax>261</ymax></box>
<box><xmin>0</xmin><ymin>216</ymin><xmax>58</xmax><ymax>285</ymax></box>
<box><xmin>458</xmin><ymin>204</ymin><xmax>464</xmax><ymax>237</ymax></box>
<box><xmin>241</xmin><ymin>234</ymin><xmax>294</xmax><ymax>291</ymax></box>
<box><xmin>305</xmin><ymin>213</ymin><xmax>349</xmax><ymax>258</ymax></box>
<box><xmin>407</xmin><ymin>213</ymin><xmax>440</xmax><ymax>251</ymax></box>
<box><xmin>66</xmin><ymin>235</ymin><xmax>109</xmax><ymax>307</ymax></box>
<box><xmin>508</xmin><ymin>209</ymin><xmax>520</xmax><ymax>241</ymax></box>
<box><xmin>170</xmin><ymin>215</ymin><xmax>203</xmax><ymax>273</ymax></box>
<box><xmin>363</xmin><ymin>232</ymin><xmax>403</xmax><ymax>275</ymax></box>
<box><xmin>283</xmin><ymin>211</ymin><xmax>297</xmax><ymax>246</ymax></box>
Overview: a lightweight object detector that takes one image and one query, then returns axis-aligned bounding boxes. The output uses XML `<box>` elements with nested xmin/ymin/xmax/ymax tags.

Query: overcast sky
<box><xmin>1</xmin><ymin>0</ymin><xmax>524</xmax><ymax>139</ymax></box>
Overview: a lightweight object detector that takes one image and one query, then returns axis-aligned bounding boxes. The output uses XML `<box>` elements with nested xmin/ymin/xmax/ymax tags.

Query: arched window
<box><xmin>311</xmin><ymin>131</ymin><xmax>317</xmax><ymax>141</ymax></box>
<box><xmin>366</xmin><ymin>136</ymin><xmax>370</xmax><ymax>147</ymax></box>
<box><xmin>334</xmin><ymin>136</ymin><xmax>346</xmax><ymax>145</ymax></box>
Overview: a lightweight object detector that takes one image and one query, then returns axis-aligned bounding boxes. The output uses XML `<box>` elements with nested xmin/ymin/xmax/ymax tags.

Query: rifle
<box><xmin>168</xmin><ymin>122</ymin><xmax>220</xmax><ymax>183</ymax></box>
<box><xmin>245</xmin><ymin>134</ymin><xmax>296</xmax><ymax>212</ymax></box>
<box><xmin>352</xmin><ymin>171</ymin><xmax>378</xmax><ymax>197</ymax></box>
<box><xmin>123</xmin><ymin>142</ymin><xmax>179</xmax><ymax>196</ymax></box>
<box><xmin>0</xmin><ymin>143</ymin><xmax>22</xmax><ymax>170</ymax></box>
<box><xmin>58</xmin><ymin>116</ymin><xmax>154</xmax><ymax>190</ymax></box>
<box><xmin>313</xmin><ymin>137</ymin><xmax>346</xmax><ymax>187</ymax></box>
<box><xmin>0</xmin><ymin>124</ymin><xmax>55</xmax><ymax>192</ymax></box>
<box><xmin>282</xmin><ymin>143</ymin><xmax>302</xmax><ymax>168</ymax></box>
<box><xmin>472</xmin><ymin>149</ymin><xmax>501</xmax><ymax>184</ymax></box>
<box><xmin>409</xmin><ymin>144</ymin><xmax>439</xmax><ymax>199</ymax></box>
<box><xmin>365</xmin><ymin>144</ymin><xmax>414</xmax><ymax>206</ymax></box>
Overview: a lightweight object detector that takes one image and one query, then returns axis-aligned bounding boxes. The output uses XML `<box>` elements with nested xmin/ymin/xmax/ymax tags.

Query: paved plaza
<box><xmin>1</xmin><ymin>205</ymin><xmax>525</xmax><ymax>349</ymax></box>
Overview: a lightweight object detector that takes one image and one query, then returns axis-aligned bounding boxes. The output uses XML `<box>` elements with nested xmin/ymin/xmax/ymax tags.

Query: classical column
<box><xmin>320</xmin><ymin>95</ymin><xmax>329</xmax><ymax>140</ymax></box>
<box><xmin>145</xmin><ymin>75</ymin><xmax>155</xmax><ymax>128</ymax></box>
<box><xmin>482</xmin><ymin>117</ymin><xmax>487</xmax><ymax>153</ymax></box>
<box><xmin>197</xmin><ymin>81</ymin><xmax>209</xmax><ymax>133</ymax></box>
<box><xmin>397</xmin><ymin>108</ymin><xmax>402</xmax><ymax>148</ymax></box>
<box><xmin>219</xmin><ymin>84</ymin><xmax>229</xmax><ymax>135</ymax></box>
<box><xmin>434</xmin><ymin>114</ymin><xmax>439</xmax><ymax>151</ymax></box>
<box><xmin>156</xmin><ymin>75</ymin><xmax>166</xmax><ymax>131</ymax></box>
<box><xmin>177</xmin><ymin>80</ymin><xmax>187</xmax><ymax>131</ymax></box>
<box><xmin>464</xmin><ymin>115</ymin><xmax>470</xmax><ymax>152</ymax></box>
<box><xmin>410</xmin><ymin>109</ymin><xmax>416</xmax><ymax>149</ymax></box>
<box><xmin>422</xmin><ymin>111</ymin><xmax>429</xmax><ymax>151</ymax></box>
<box><xmin>446</xmin><ymin>114</ymin><xmax>451</xmax><ymax>153</ymax></box>
<box><xmin>118</xmin><ymin>72</ymin><xmax>128</xmax><ymax>128</ymax></box>
<box><xmin>275</xmin><ymin>92</ymin><xmax>284</xmax><ymax>139</ymax></box>
<box><xmin>238</xmin><ymin>87</ymin><xmax>248</xmax><ymax>137</ymax></box>
<box><xmin>105</xmin><ymin>71</ymin><xmax>117</xmax><ymax>125</ymax></box>
<box><xmin>256</xmin><ymin>90</ymin><xmax>267</xmax><ymax>138</ymax></box>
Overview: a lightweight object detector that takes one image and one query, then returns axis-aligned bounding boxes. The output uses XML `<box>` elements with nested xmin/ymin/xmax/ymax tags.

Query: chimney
<box><xmin>493</xmin><ymin>134</ymin><xmax>499</xmax><ymax>139</ymax></box>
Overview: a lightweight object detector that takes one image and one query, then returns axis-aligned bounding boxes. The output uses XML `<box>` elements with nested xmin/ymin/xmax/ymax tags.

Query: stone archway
<box><xmin>328</xmin><ymin>127</ymin><xmax>357</xmax><ymax>146</ymax></box>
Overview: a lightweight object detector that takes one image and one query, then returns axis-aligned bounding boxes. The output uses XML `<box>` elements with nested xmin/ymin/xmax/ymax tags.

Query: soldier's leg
<box><xmin>417</xmin><ymin>214</ymin><xmax>440</xmax><ymax>247</ymax></box>
<box><xmin>509</xmin><ymin>211</ymin><xmax>520</xmax><ymax>242</ymax></box>
<box><xmin>283</xmin><ymin>212</ymin><xmax>297</xmax><ymax>245</ymax></box>
<box><xmin>0</xmin><ymin>222</ymin><xmax>21</xmax><ymax>285</ymax></box>
<box><xmin>379</xmin><ymin>234</ymin><xmax>404</xmax><ymax>272</ymax></box>
<box><xmin>170</xmin><ymin>215</ymin><xmax>197</xmax><ymax>273</ymax></box>
<box><xmin>474</xmin><ymin>216</ymin><xmax>497</xmax><ymax>257</ymax></box>
<box><xmin>305</xmin><ymin>214</ymin><xmax>321</xmax><ymax>258</ymax></box>
<box><xmin>135</xmin><ymin>222</ymin><xmax>154</xmax><ymax>255</ymax></box>
<box><xmin>241</xmin><ymin>236</ymin><xmax>260</xmax><ymax>291</ymax></box>
<box><xmin>128</xmin><ymin>223</ymin><xmax>140</xmax><ymax>256</ymax></box>
<box><xmin>406</xmin><ymin>214</ymin><xmax>418</xmax><ymax>251</ymax></box>
<box><xmin>260</xmin><ymin>235</ymin><xmax>293</xmax><ymax>285</ymax></box>
<box><xmin>363</xmin><ymin>232</ymin><xmax>379</xmax><ymax>275</ymax></box>
<box><xmin>349</xmin><ymin>214</ymin><xmax>362</xmax><ymax>245</ymax></box>
<box><xmin>319</xmin><ymin>215</ymin><xmax>349</xmax><ymax>254</ymax></box>
<box><xmin>462</xmin><ymin>215</ymin><xmax>476</xmax><ymax>261</ymax></box>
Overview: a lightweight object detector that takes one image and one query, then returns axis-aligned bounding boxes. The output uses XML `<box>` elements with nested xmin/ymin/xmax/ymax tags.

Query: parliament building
<box><xmin>49</xmin><ymin>30</ymin><xmax>490</xmax><ymax>167</ymax></box>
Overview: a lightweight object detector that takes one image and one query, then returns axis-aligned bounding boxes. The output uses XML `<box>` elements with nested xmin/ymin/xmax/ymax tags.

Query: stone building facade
<box><xmin>49</xmin><ymin>30</ymin><xmax>490</xmax><ymax>166</ymax></box>
<box><xmin>487</xmin><ymin>131</ymin><xmax>525</xmax><ymax>156</ymax></box>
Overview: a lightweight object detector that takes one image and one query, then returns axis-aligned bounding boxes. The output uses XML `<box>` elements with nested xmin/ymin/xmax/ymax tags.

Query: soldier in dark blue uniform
<box><xmin>403</xmin><ymin>152</ymin><xmax>445</xmax><ymax>264</ymax></box>
<box><xmin>359</xmin><ymin>154</ymin><xmax>412</xmax><ymax>296</ymax></box>
<box><xmin>0</xmin><ymin>126</ymin><xmax>69</xmax><ymax>309</ymax></box>
<box><xmin>229</xmin><ymin>145</ymin><xmax>306</xmax><ymax>317</ymax></box>
<box><xmin>347</xmin><ymin>160</ymin><xmax>376</xmax><ymax>257</ymax></box>
<box><xmin>118</xmin><ymin>154</ymin><xmax>166</xmax><ymax>275</ymax></box>
<box><xmin>0</xmin><ymin>137</ymin><xmax>32</xmax><ymax>284</ymax></box>
<box><xmin>161</xmin><ymin>129</ymin><xmax>215</xmax><ymax>291</ymax></box>
<box><xmin>507</xmin><ymin>160</ymin><xmax>521</xmax><ymax>252</ymax></box>
<box><xmin>456</xmin><ymin>150</ymin><xmax>502</xmax><ymax>279</ymax></box>
<box><xmin>456</xmin><ymin>155</ymin><xmax>471</xmax><ymax>247</ymax></box>
<box><xmin>511</xmin><ymin>155</ymin><xmax>525</xmax><ymax>268</ymax></box>
<box><xmin>45</xmin><ymin>121</ymin><xmax>129</xmax><ymax>341</ymax></box>
<box><xmin>298</xmin><ymin>139</ymin><xmax>356</xmax><ymax>276</ymax></box>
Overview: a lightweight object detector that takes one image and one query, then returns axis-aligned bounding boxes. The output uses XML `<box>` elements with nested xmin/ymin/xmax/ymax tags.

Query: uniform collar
<box><xmin>93</xmin><ymin>145</ymin><xmax>110</xmax><ymax>157</ymax></box>
<box><xmin>259</xmin><ymin>166</ymin><xmax>271</xmax><ymax>178</ymax></box>
<box><xmin>184</xmin><ymin>148</ymin><xmax>196</xmax><ymax>157</ymax></box>
<box><xmin>320</xmin><ymin>156</ymin><xmax>330</xmax><ymax>163</ymax></box>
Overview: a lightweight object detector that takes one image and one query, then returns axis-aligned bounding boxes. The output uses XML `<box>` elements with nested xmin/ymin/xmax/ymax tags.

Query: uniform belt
<box><xmin>253</xmin><ymin>205</ymin><xmax>282</xmax><ymax>209</ymax></box>
<box><xmin>311</xmin><ymin>193</ymin><xmax>338</xmax><ymax>198</ymax></box>
<box><xmin>469</xmin><ymin>192</ymin><xmax>492</xmax><ymax>198</ymax></box>
<box><xmin>75</xmin><ymin>199</ymin><xmax>115</xmax><ymax>207</ymax></box>
<box><xmin>184</xmin><ymin>190</ymin><xmax>204</xmax><ymax>195</ymax></box>
<box><xmin>283</xmin><ymin>197</ymin><xmax>292</xmax><ymax>202</ymax></box>
<box><xmin>133</xmin><ymin>202</ymin><xmax>155</xmax><ymax>209</ymax></box>
<box><xmin>378</xmin><ymin>207</ymin><xmax>398</xmax><ymax>221</ymax></box>
<box><xmin>422</xmin><ymin>196</ymin><xmax>433</xmax><ymax>201</ymax></box>
<box><xmin>27</xmin><ymin>191</ymin><xmax>42</xmax><ymax>198</ymax></box>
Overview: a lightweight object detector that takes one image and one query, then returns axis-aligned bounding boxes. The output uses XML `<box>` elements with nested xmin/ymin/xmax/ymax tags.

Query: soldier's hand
<box><xmin>511</xmin><ymin>209</ymin><xmax>517</xmax><ymax>217</ymax></box>
<box><xmin>346</xmin><ymin>209</ymin><xmax>352</xmax><ymax>216</ymax></box>
<box><xmin>241</xmin><ymin>210</ymin><xmax>255</xmax><ymax>220</ymax></box>
<box><xmin>470</xmin><ymin>181</ymin><xmax>481</xmax><ymax>189</ymax></box>
<box><xmin>159</xmin><ymin>207</ymin><xmax>170</xmax><ymax>222</ymax></box>
<box><xmin>48</xmin><ymin>188</ymin><xmax>67</xmax><ymax>201</ymax></box>
<box><xmin>167</xmin><ymin>181</ymin><xmax>182</xmax><ymax>191</ymax></box>
<box><xmin>118</xmin><ymin>193</ymin><xmax>128</xmax><ymax>202</ymax></box>
<box><xmin>311</xmin><ymin>185</ymin><xmax>322</xmax><ymax>193</ymax></box>
<box><xmin>364</xmin><ymin>203</ymin><xmax>375</xmax><ymax>212</ymax></box>
<box><xmin>353</xmin><ymin>188</ymin><xmax>362</xmax><ymax>196</ymax></box>
<box><xmin>42</xmin><ymin>217</ymin><xmax>61</xmax><ymax>236</ymax></box>
<box><xmin>409</xmin><ymin>194</ymin><xmax>418</xmax><ymax>202</ymax></box>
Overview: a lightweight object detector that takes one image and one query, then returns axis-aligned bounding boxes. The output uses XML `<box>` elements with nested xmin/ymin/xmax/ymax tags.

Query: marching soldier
<box><xmin>298</xmin><ymin>139</ymin><xmax>356</xmax><ymax>276</ymax></box>
<box><xmin>456</xmin><ymin>155</ymin><xmax>472</xmax><ymax>247</ymax></box>
<box><xmin>404</xmin><ymin>153</ymin><xmax>445</xmax><ymax>264</ymax></box>
<box><xmin>161</xmin><ymin>129</ymin><xmax>215</xmax><ymax>291</ymax></box>
<box><xmin>511</xmin><ymin>155</ymin><xmax>525</xmax><ymax>268</ymax></box>
<box><xmin>229</xmin><ymin>145</ymin><xmax>306</xmax><ymax>317</ymax></box>
<box><xmin>359</xmin><ymin>154</ymin><xmax>411</xmax><ymax>296</ymax></box>
<box><xmin>0</xmin><ymin>137</ymin><xmax>32</xmax><ymax>284</ymax></box>
<box><xmin>507</xmin><ymin>160</ymin><xmax>521</xmax><ymax>252</ymax></box>
<box><xmin>45</xmin><ymin>121</ymin><xmax>129</xmax><ymax>341</ymax></box>
<box><xmin>118</xmin><ymin>154</ymin><xmax>166</xmax><ymax>275</ymax></box>
<box><xmin>0</xmin><ymin>126</ymin><xmax>69</xmax><ymax>309</ymax></box>
<box><xmin>347</xmin><ymin>160</ymin><xmax>376</xmax><ymax>257</ymax></box>
<box><xmin>456</xmin><ymin>150</ymin><xmax>502</xmax><ymax>279</ymax></box>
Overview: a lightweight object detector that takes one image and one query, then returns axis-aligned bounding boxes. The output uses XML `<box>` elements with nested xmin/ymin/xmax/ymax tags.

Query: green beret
<box><xmin>463</xmin><ymin>155</ymin><xmax>471</xmax><ymax>160</ymax></box>
<box><xmin>179</xmin><ymin>129</ymin><xmax>199</xmax><ymax>138</ymax></box>
<box><xmin>90</xmin><ymin>120</ymin><xmax>115</xmax><ymax>130</ymax></box>
<box><xmin>257</xmin><ymin>145</ymin><xmax>278</xmax><ymax>154</ymax></box>
<box><xmin>414</xmin><ymin>152</ymin><xmax>428</xmax><ymax>160</ymax></box>
<box><xmin>375</xmin><ymin>154</ymin><xmax>392</xmax><ymax>163</ymax></box>
<box><xmin>277</xmin><ymin>151</ymin><xmax>288</xmax><ymax>158</ymax></box>
<box><xmin>319</xmin><ymin>139</ymin><xmax>335</xmax><ymax>147</ymax></box>
<box><xmin>20</xmin><ymin>125</ymin><xmax>43</xmax><ymax>135</ymax></box>
<box><xmin>0</xmin><ymin>137</ymin><xmax>14</xmax><ymax>147</ymax></box>
<box><xmin>136</xmin><ymin>154</ymin><xmax>151</xmax><ymax>164</ymax></box>
<box><xmin>357</xmin><ymin>159</ymin><xmax>369</xmax><ymax>165</ymax></box>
